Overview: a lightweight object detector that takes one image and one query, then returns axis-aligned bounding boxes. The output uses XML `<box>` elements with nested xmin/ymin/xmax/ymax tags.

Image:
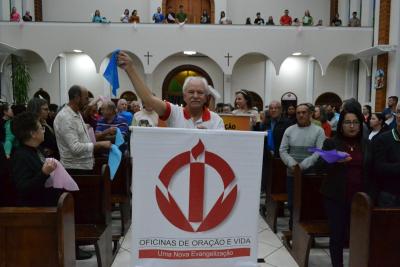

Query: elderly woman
<box><xmin>27</xmin><ymin>98</ymin><xmax>59</xmax><ymax>159</ymax></box>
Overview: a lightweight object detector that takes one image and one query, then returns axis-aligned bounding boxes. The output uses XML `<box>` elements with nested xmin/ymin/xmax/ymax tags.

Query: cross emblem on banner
<box><xmin>225</xmin><ymin>53</ymin><xmax>232</xmax><ymax>66</ymax></box>
<box><xmin>144</xmin><ymin>51</ymin><xmax>153</xmax><ymax>65</ymax></box>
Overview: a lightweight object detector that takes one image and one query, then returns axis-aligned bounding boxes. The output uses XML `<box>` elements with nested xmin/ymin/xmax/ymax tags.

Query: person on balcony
<box><xmin>200</xmin><ymin>10</ymin><xmax>210</xmax><ymax>24</ymax></box>
<box><xmin>152</xmin><ymin>7</ymin><xmax>164</xmax><ymax>23</ymax></box>
<box><xmin>331</xmin><ymin>13</ymin><xmax>342</xmax><ymax>26</ymax></box>
<box><xmin>176</xmin><ymin>5</ymin><xmax>188</xmax><ymax>24</ymax></box>
<box><xmin>166</xmin><ymin>6</ymin><xmax>176</xmax><ymax>24</ymax></box>
<box><xmin>10</xmin><ymin>7</ymin><xmax>20</xmax><ymax>22</ymax></box>
<box><xmin>92</xmin><ymin>10</ymin><xmax>108</xmax><ymax>23</ymax></box>
<box><xmin>254</xmin><ymin>12</ymin><xmax>265</xmax><ymax>25</ymax></box>
<box><xmin>279</xmin><ymin>9</ymin><xmax>292</xmax><ymax>26</ymax></box>
<box><xmin>265</xmin><ymin>16</ymin><xmax>275</xmax><ymax>25</ymax></box>
<box><xmin>22</xmin><ymin>11</ymin><xmax>32</xmax><ymax>22</ymax></box>
<box><xmin>129</xmin><ymin>10</ymin><xmax>140</xmax><ymax>23</ymax></box>
<box><xmin>302</xmin><ymin>10</ymin><xmax>314</xmax><ymax>26</ymax></box>
<box><xmin>120</xmin><ymin>9</ymin><xmax>129</xmax><ymax>23</ymax></box>
<box><xmin>348</xmin><ymin>11</ymin><xmax>361</xmax><ymax>27</ymax></box>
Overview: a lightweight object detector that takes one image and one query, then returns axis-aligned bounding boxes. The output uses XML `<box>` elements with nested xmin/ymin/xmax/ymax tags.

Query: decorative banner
<box><xmin>220</xmin><ymin>114</ymin><xmax>252</xmax><ymax>131</ymax></box>
<box><xmin>130</xmin><ymin>127</ymin><xmax>264</xmax><ymax>267</ymax></box>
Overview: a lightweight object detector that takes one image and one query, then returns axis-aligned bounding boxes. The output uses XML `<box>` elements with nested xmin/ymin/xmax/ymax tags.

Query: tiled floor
<box><xmin>76</xmin><ymin>214</ymin><xmax>349</xmax><ymax>267</ymax></box>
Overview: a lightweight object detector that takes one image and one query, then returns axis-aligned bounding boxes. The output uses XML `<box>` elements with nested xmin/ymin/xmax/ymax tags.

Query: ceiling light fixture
<box><xmin>184</xmin><ymin>51</ymin><xmax>197</xmax><ymax>56</ymax></box>
<box><xmin>292</xmin><ymin>52</ymin><xmax>302</xmax><ymax>56</ymax></box>
<box><xmin>73</xmin><ymin>49</ymin><xmax>83</xmax><ymax>53</ymax></box>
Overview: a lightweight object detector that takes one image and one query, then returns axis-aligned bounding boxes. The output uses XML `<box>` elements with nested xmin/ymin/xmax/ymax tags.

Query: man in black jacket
<box><xmin>373</xmin><ymin>103</ymin><xmax>400</xmax><ymax>207</ymax></box>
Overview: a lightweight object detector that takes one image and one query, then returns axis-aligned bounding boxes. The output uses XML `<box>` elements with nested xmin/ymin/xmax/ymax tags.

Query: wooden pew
<box><xmin>94</xmin><ymin>155</ymin><xmax>132</xmax><ymax>236</ymax></box>
<box><xmin>264</xmin><ymin>153</ymin><xmax>288</xmax><ymax>233</ymax></box>
<box><xmin>71</xmin><ymin>165</ymin><xmax>113</xmax><ymax>267</ymax></box>
<box><xmin>0</xmin><ymin>193</ymin><xmax>76</xmax><ymax>267</ymax></box>
<box><xmin>0</xmin><ymin>159</ymin><xmax>17</xmax><ymax>207</ymax></box>
<box><xmin>288</xmin><ymin>166</ymin><xmax>329</xmax><ymax>267</ymax></box>
<box><xmin>350</xmin><ymin>192</ymin><xmax>400</xmax><ymax>267</ymax></box>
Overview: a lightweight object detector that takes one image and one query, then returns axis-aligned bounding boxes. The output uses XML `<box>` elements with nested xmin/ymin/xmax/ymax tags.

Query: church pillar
<box><xmin>33</xmin><ymin>0</ymin><xmax>42</xmax><ymax>21</ymax></box>
<box><xmin>338</xmin><ymin>0</ymin><xmax>350</xmax><ymax>26</ymax></box>
<box><xmin>349</xmin><ymin>0</ymin><xmax>361</xmax><ymax>17</ymax></box>
<box><xmin>374</xmin><ymin>0</ymin><xmax>391</xmax><ymax>111</ymax></box>
<box><xmin>58</xmin><ymin>54</ymin><xmax>68</xmax><ymax>105</ymax></box>
<box><xmin>264</xmin><ymin>59</ymin><xmax>273</xmax><ymax>106</ymax></box>
<box><xmin>361</xmin><ymin>0</ymin><xmax>374</xmax><ymax>26</ymax></box>
<box><xmin>0</xmin><ymin>0</ymin><xmax>9</xmax><ymax>20</ymax></box>
<box><xmin>387</xmin><ymin>0</ymin><xmax>400</xmax><ymax>99</ymax></box>
<box><xmin>330</xmin><ymin>0</ymin><xmax>338</xmax><ymax>23</ymax></box>
<box><xmin>305</xmin><ymin>59</ymin><xmax>315</xmax><ymax>104</ymax></box>
<box><xmin>223</xmin><ymin>74</ymin><xmax>232</xmax><ymax>105</ymax></box>
<box><xmin>345</xmin><ymin>60</ymin><xmax>359</xmax><ymax>99</ymax></box>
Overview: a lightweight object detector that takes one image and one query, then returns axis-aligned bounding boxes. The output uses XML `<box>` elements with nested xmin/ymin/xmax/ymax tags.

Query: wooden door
<box><xmin>165</xmin><ymin>0</ymin><xmax>212</xmax><ymax>24</ymax></box>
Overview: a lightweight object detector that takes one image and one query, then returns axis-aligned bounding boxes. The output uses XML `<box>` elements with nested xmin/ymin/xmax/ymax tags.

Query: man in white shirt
<box><xmin>117</xmin><ymin>51</ymin><xmax>224</xmax><ymax>130</ymax></box>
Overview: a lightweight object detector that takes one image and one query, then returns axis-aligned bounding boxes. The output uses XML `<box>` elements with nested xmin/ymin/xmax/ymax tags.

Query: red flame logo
<box><xmin>156</xmin><ymin>139</ymin><xmax>237</xmax><ymax>232</ymax></box>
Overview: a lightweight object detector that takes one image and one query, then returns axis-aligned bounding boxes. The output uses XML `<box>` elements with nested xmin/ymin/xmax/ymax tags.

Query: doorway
<box><xmin>162</xmin><ymin>65</ymin><xmax>213</xmax><ymax>106</ymax></box>
<box><xmin>163</xmin><ymin>0</ymin><xmax>214</xmax><ymax>24</ymax></box>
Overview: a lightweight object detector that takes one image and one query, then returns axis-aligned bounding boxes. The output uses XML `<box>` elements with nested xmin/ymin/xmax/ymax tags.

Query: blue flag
<box><xmin>115</xmin><ymin>128</ymin><xmax>124</xmax><ymax>147</ymax></box>
<box><xmin>103</xmin><ymin>49</ymin><xmax>120</xmax><ymax>96</ymax></box>
<box><xmin>108</xmin><ymin>144</ymin><xmax>122</xmax><ymax>180</ymax></box>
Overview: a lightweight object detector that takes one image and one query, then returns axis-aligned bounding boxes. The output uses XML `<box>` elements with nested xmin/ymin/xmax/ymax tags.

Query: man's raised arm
<box><xmin>117</xmin><ymin>51</ymin><xmax>167</xmax><ymax>117</ymax></box>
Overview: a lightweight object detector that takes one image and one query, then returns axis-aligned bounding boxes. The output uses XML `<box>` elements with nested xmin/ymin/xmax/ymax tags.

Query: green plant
<box><xmin>10</xmin><ymin>55</ymin><xmax>31</xmax><ymax>105</ymax></box>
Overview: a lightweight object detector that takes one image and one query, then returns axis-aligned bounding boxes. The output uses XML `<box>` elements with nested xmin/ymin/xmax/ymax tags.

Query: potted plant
<box><xmin>10</xmin><ymin>54</ymin><xmax>31</xmax><ymax>105</ymax></box>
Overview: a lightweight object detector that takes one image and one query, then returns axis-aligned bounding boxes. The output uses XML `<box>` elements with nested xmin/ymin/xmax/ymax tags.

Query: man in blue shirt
<box><xmin>117</xmin><ymin>98</ymin><xmax>133</xmax><ymax>125</ymax></box>
<box><xmin>96</xmin><ymin>101</ymin><xmax>129</xmax><ymax>143</ymax></box>
<box><xmin>152</xmin><ymin>7</ymin><xmax>164</xmax><ymax>23</ymax></box>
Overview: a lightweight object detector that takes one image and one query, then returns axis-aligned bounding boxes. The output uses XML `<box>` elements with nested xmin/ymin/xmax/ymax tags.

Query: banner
<box><xmin>130</xmin><ymin>127</ymin><xmax>264</xmax><ymax>267</ymax></box>
<box><xmin>220</xmin><ymin>114</ymin><xmax>252</xmax><ymax>131</ymax></box>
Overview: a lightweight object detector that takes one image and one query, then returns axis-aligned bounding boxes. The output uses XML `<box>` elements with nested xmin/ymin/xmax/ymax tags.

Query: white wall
<box><xmin>314</xmin><ymin>56</ymin><xmax>347</xmax><ymax>101</ymax></box>
<box><xmin>271</xmin><ymin>56</ymin><xmax>309</xmax><ymax>103</ymax></box>
<box><xmin>227</xmin><ymin>0</ymin><xmax>330</xmax><ymax>25</ymax></box>
<box><xmin>42</xmin><ymin>0</ymin><xmax>149</xmax><ymax>23</ymax></box>
<box><xmin>27</xmin><ymin>57</ymin><xmax>60</xmax><ymax>104</ymax></box>
<box><xmin>152</xmin><ymin>54</ymin><xmax>224</xmax><ymax>101</ymax></box>
<box><xmin>0</xmin><ymin>58</ymin><xmax>13</xmax><ymax>102</ymax></box>
<box><xmin>232</xmin><ymin>54</ymin><xmax>266</xmax><ymax>103</ymax></box>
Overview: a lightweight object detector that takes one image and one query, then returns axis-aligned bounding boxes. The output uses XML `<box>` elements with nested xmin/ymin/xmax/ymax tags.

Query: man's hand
<box><xmin>117</xmin><ymin>51</ymin><xmax>133</xmax><ymax>70</ymax></box>
<box><xmin>94</xmin><ymin>141</ymin><xmax>112</xmax><ymax>151</ymax></box>
<box><xmin>104</xmin><ymin>127</ymin><xmax>117</xmax><ymax>135</ymax></box>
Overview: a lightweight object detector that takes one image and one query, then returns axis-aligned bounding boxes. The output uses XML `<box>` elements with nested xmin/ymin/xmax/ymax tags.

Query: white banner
<box><xmin>130</xmin><ymin>127</ymin><xmax>265</xmax><ymax>267</ymax></box>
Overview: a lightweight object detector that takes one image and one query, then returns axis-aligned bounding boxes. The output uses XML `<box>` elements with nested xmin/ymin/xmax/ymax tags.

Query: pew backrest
<box><xmin>267</xmin><ymin>155</ymin><xmax>287</xmax><ymax>195</ymax></box>
<box><xmin>71</xmin><ymin>165</ymin><xmax>111</xmax><ymax>225</ymax></box>
<box><xmin>350</xmin><ymin>192</ymin><xmax>400</xmax><ymax>267</ymax></box>
<box><xmin>0</xmin><ymin>193</ymin><xmax>75</xmax><ymax>267</ymax></box>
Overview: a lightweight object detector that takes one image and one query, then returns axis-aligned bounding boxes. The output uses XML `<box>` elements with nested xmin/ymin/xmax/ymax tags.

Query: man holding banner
<box><xmin>117</xmin><ymin>51</ymin><xmax>224</xmax><ymax>130</ymax></box>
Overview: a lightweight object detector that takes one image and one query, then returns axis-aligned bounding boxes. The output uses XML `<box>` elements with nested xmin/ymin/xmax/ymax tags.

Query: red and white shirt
<box><xmin>160</xmin><ymin>102</ymin><xmax>225</xmax><ymax>130</ymax></box>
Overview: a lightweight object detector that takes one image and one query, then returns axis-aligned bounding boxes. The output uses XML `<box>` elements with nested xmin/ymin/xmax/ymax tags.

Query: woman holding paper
<box><xmin>318</xmin><ymin>104</ymin><xmax>371</xmax><ymax>267</ymax></box>
<box><xmin>11</xmin><ymin>112</ymin><xmax>61</xmax><ymax>207</ymax></box>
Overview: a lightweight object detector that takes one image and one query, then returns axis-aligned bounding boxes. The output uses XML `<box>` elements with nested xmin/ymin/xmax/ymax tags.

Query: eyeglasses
<box><xmin>343</xmin><ymin>120</ymin><xmax>360</xmax><ymax>126</ymax></box>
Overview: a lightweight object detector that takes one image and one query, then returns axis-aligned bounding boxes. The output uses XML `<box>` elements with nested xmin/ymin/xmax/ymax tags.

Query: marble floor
<box><xmin>76</xmin><ymin>214</ymin><xmax>348</xmax><ymax>267</ymax></box>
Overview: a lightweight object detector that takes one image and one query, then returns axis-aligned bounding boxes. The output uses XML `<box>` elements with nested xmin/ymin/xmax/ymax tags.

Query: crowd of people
<box><xmin>1</xmin><ymin>51</ymin><xmax>399</xmax><ymax>266</ymax></box>
<box><xmin>8</xmin><ymin>5</ymin><xmax>362</xmax><ymax>27</ymax></box>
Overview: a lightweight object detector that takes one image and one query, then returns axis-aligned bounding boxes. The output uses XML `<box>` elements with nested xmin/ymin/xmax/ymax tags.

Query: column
<box><xmin>0</xmin><ymin>0</ymin><xmax>10</xmax><ymax>20</ymax></box>
<box><xmin>349</xmin><ymin>0</ymin><xmax>361</xmax><ymax>17</ymax></box>
<box><xmin>361</xmin><ymin>0</ymin><xmax>374</xmax><ymax>26</ymax></box>
<box><xmin>305</xmin><ymin>59</ymin><xmax>315</xmax><ymax>103</ymax></box>
<box><xmin>345</xmin><ymin>60</ymin><xmax>358</xmax><ymax>99</ymax></box>
<box><xmin>58</xmin><ymin>54</ymin><xmax>68</xmax><ymax>105</ymax></box>
<box><xmin>223</xmin><ymin>74</ymin><xmax>232</xmax><ymax>104</ymax></box>
<box><xmin>264</xmin><ymin>59</ymin><xmax>273</xmax><ymax>106</ymax></box>
<box><xmin>387</xmin><ymin>0</ymin><xmax>400</xmax><ymax>98</ymax></box>
<box><xmin>357</xmin><ymin>60</ymin><xmax>370</xmax><ymax>103</ymax></box>
<box><xmin>338</xmin><ymin>0</ymin><xmax>350</xmax><ymax>26</ymax></box>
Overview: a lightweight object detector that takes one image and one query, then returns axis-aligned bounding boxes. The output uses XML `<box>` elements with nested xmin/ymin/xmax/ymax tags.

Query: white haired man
<box><xmin>117</xmin><ymin>98</ymin><xmax>133</xmax><ymax>125</ymax></box>
<box><xmin>117</xmin><ymin>51</ymin><xmax>224</xmax><ymax>129</ymax></box>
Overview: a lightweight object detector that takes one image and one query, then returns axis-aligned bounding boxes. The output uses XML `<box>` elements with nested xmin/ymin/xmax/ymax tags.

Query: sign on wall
<box><xmin>130</xmin><ymin>127</ymin><xmax>264</xmax><ymax>267</ymax></box>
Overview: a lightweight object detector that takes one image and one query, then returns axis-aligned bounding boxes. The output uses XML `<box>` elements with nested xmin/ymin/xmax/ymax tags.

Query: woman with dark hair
<box><xmin>362</xmin><ymin>105</ymin><xmax>372</xmax><ymax>125</ymax></box>
<box><xmin>232</xmin><ymin>90</ymin><xmax>258</xmax><ymax>125</ymax></box>
<box><xmin>368</xmin><ymin>113</ymin><xmax>388</xmax><ymax>141</ymax></box>
<box><xmin>1</xmin><ymin>102</ymin><xmax>16</xmax><ymax>159</ymax></box>
<box><xmin>27</xmin><ymin>98</ymin><xmax>59</xmax><ymax>159</ymax></box>
<box><xmin>318</xmin><ymin>106</ymin><xmax>371</xmax><ymax>267</ymax></box>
